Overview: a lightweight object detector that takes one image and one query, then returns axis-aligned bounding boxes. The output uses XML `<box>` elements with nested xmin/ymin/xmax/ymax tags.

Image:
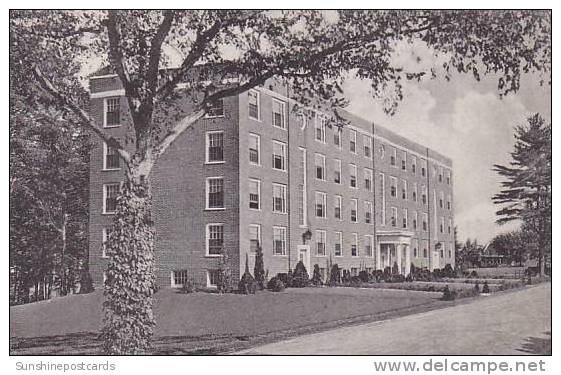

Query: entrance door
<box><xmin>297</xmin><ymin>245</ymin><xmax>311</xmax><ymax>273</ymax></box>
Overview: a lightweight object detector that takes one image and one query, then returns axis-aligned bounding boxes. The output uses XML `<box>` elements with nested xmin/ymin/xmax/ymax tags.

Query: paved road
<box><xmin>237</xmin><ymin>283</ymin><xmax>551</xmax><ymax>355</ymax></box>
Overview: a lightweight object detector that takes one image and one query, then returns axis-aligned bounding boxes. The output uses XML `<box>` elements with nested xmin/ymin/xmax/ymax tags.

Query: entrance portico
<box><xmin>376</xmin><ymin>230</ymin><xmax>414</xmax><ymax>275</ymax></box>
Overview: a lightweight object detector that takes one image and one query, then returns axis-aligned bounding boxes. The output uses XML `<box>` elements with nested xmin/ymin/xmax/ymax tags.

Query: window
<box><xmin>421</xmin><ymin>159</ymin><xmax>427</xmax><ymax>177</ymax></box>
<box><xmin>315</xmin><ymin>153</ymin><xmax>326</xmax><ymax>180</ymax></box>
<box><xmin>448</xmin><ymin>218</ymin><xmax>452</xmax><ymax>234</ymax></box>
<box><xmin>413</xmin><ymin>211</ymin><xmax>418</xmax><ymax>230</ymax></box>
<box><xmin>447</xmin><ymin>194</ymin><xmax>452</xmax><ymax>210</ymax></box>
<box><xmin>333</xmin><ymin>159</ymin><xmax>341</xmax><ymax>184</ymax></box>
<box><xmin>103</xmin><ymin>183</ymin><xmax>120</xmax><ymax>214</ymax></box>
<box><xmin>351</xmin><ymin>233</ymin><xmax>358</xmax><ymax>256</ymax></box>
<box><xmin>249</xmin><ymin>224</ymin><xmax>261</xmax><ymax>252</ymax></box>
<box><xmin>413</xmin><ymin>183</ymin><xmax>418</xmax><ymax>202</ymax></box>
<box><xmin>272</xmin><ymin>183</ymin><xmax>287</xmax><ymax>213</ymax></box>
<box><xmin>440</xmin><ymin>217</ymin><xmax>445</xmax><ymax>233</ymax></box>
<box><xmin>390</xmin><ymin>207</ymin><xmax>397</xmax><ymax>227</ymax></box>
<box><xmin>334</xmin><ymin>126</ymin><xmax>342</xmax><ymax>147</ymax></box>
<box><xmin>439</xmin><ymin>191</ymin><xmax>444</xmax><ymax>209</ymax></box>
<box><xmin>390</xmin><ymin>177</ymin><xmax>397</xmax><ymax>197</ymax></box>
<box><xmin>364</xmin><ymin>168</ymin><xmax>373</xmax><ymax>192</ymax></box>
<box><xmin>206</xmin><ymin>131</ymin><xmax>224</xmax><ymax>163</ymax></box>
<box><xmin>438</xmin><ymin>167</ymin><xmax>443</xmax><ymax>183</ymax></box>
<box><xmin>206</xmin><ymin>177</ymin><xmax>224</xmax><ymax>209</ymax></box>
<box><xmin>316</xmin><ymin>230</ymin><xmax>326</xmax><ymax>256</ymax></box>
<box><xmin>206</xmin><ymin>98</ymin><xmax>224</xmax><ymax>117</ymax></box>
<box><xmin>273</xmin><ymin>226</ymin><xmax>287</xmax><ymax>255</ymax></box>
<box><xmin>272</xmin><ymin>141</ymin><xmax>286</xmax><ymax>171</ymax></box>
<box><xmin>411</xmin><ymin>156</ymin><xmax>417</xmax><ymax>174</ymax></box>
<box><xmin>413</xmin><ymin>248</ymin><xmax>418</xmax><ymax>258</ymax></box>
<box><xmin>423</xmin><ymin>247</ymin><xmax>428</xmax><ymax>258</ymax></box>
<box><xmin>379</xmin><ymin>143</ymin><xmax>386</xmax><ymax>159</ymax></box>
<box><xmin>422</xmin><ymin>213</ymin><xmax>428</xmax><ymax>231</ymax></box>
<box><xmin>334</xmin><ymin>195</ymin><xmax>342</xmax><ymax>220</ymax></box>
<box><xmin>401</xmin><ymin>151</ymin><xmax>407</xmax><ymax>170</ymax></box>
<box><xmin>104</xmin><ymin>97</ymin><xmax>120</xmax><ymax>127</ymax></box>
<box><xmin>334</xmin><ymin>232</ymin><xmax>343</xmax><ymax>256</ymax></box>
<box><xmin>207</xmin><ymin>269</ymin><xmax>220</xmax><ymax>287</ymax></box>
<box><xmin>248</xmin><ymin>90</ymin><xmax>260</xmax><ymax>120</ymax></box>
<box><xmin>249</xmin><ymin>133</ymin><xmax>260</xmax><ymax>165</ymax></box>
<box><xmin>379</xmin><ymin>173</ymin><xmax>386</xmax><ymax>226</ymax></box>
<box><xmin>349</xmin><ymin>129</ymin><xmax>357</xmax><ymax>153</ymax></box>
<box><xmin>422</xmin><ymin>185</ymin><xmax>427</xmax><ymax>205</ymax></box>
<box><xmin>207</xmin><ymin>224</ymin><xmax>224</xmax><ymax>256</ymax></box>
<box><xmin>103</xmin><ymin>142</ymin><xmax>120</xmax><ymax>170</ymax></box>
<box><xmin>272</xmin><ymin>99</ymin><xmax>286</xmax><ymax>129</ymax></box>
<box><xmin>364</xmin><ymin>235</ymin><xmax>374</xmax><ymax>257</ymax></box>
<box><xmin>249</xmin><ymin>179</ymin><xmax>260</xmax><ymax>210</ymax></box>
<box><xmin>350</xmin><ymin>199</ymin><xmax>358</xmax><ymax>222</ymax></box>
<box><xmin>363</xmin><ymin>135</ymin><xmax>372</xmax><ymax>158</ymax></box>
<box><xmin>172</xmin><ymin>270</ymin><xmax>189</xmax><ymax>287</ymax></box>
<box><xmin>315</xmin><ymin>191</ymin><xmax>327</xmax><ymax>218</ymax></box>
<box><xmin>350</xmin><ymin>164</ymin><xmax>357</xmax><ymax>188</ymax></box>
<box><xmin>390</xmin><ymin>147</ymin><xmax>397</xmax><ymax>166</ymax></box>
<box><xmin>364</xmin><ymin>201</ymin><xmax>373</xmax><ymax>224</ymax></box>
<box><xmin>402</xmin><ymin>209</ymin><xmax>408</xmax><ymax>228</ymax></box>
<box><xmin>101</xmin><ymin>228</ymin><xmax>112</xmax><ymax>258</ymax></box>
<box><xmin>315</xmin><ymin>115</ymin><xmax>326</xmax><ymax>143</ymax></box>
<box><xmin>446</xmin><ymin>170</ymin><xmax>451</xmax><ymax>185</ymax></box>
<box><xmin>402</xmin><ymin>180</ymin><xmax>408</xmax><ymax>200</ymax></box>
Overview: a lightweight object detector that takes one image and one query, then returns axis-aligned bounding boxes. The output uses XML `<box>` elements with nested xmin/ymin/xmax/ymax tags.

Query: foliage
<box><xmin>358</xmin><ymin>270</ymin><xmax>369</xmax><ymax>283</ymax></box>
<box><xmin>180</xmin><ymin>278</ymin><xmax>196</xmax><ymax>294</ymax></box>
<box><xmin>392</xmin><ymin>262</ymin><xmax>399</xmax><ymax>275</ymax></box>
<box><xmin>442</xmin><ymin>264</ymin><xmax>455</xmax><ymax>278</ymax></box>
<box><xmin>482</xmin><ymin>281</ymin><xmax>490</xmax><ymax>294</ymax></box>
<box><xmin>493</xmin><ymin>114</ymin><xmax>551</xmax><ymax>275</ymax></box>
<box><xmin>276</xmin><ymin>272</ymin><xmax>293</xmax><ymax>288</ymax></box>
<box><xmin>11</xmin><ymin>9</ymin><xmax>551</xmax><ymax>353</ymax></box>
<box><xmin>311</xmin><ymin>264</ymin><xmax>323</xmax><ymax>286</ymax></box>
<box><xmin>474</xmin><ymin>283</ymin><xmax>480</xmax><ymax>294</ymax></box>
<box><xmin>267</xmin><ymin>276</ymin><xmax>285</xmax><ymax>292</ymax></box>
<box><xmin>238</xmin><ymin>254</ymin><xmax>256</xmax><ymax>295</ymax></box>
<box><xmin>253</xmin><ymin>244</ymin><xmax>265</xmax><ymax>290</ymax></box>
<box><xmin>441</xmin><ymin>285</ymin><xmax>457</xmax><ymax>301</ymax></box>
<box><xmin>329</xmin><ymin>264</ymin><xmax>341</xmax><ymax>286</ymax></box>
<box><xmin>216</xmin><ymin>248</ymin><xmax>232</xmax><ymax>294</ymax></box>
<box><xmin>292</xmin><ymin>261</ymin><xmax>310</xmax><ymax>288</ymax></box>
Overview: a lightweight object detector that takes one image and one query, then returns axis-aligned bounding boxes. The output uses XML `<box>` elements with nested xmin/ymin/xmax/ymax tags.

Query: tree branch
<box><xmin>154</xmin><ymin>108</ymin><xmax>206</xmax><ymax>158</ymax></box>
<box><xmin>146</xmin><ymin>10</ymin><xmax>175</xmax><ymax>94</ymax></box>
<box><xmin>32</xmin><ymin>66</ymin><xmax>131</xmax><ymax>164</ymax></box>
<box><xmin>106</xmin><ymin>11</ymin><xmax>136</xmax><ymax>107</ymax></box>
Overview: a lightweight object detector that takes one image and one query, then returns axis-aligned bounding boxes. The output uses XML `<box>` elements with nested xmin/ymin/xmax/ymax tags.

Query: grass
<box><xmin>10</xmin><ymin>286</ymin><xmax>442</xmax><ymax>355</ymax></box>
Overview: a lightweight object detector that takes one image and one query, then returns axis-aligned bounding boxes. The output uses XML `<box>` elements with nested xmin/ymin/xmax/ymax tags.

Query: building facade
<box><xmin>88</xmin><ymin>75</ymin><xmax>455</xmax><ymax>288</ymax></box>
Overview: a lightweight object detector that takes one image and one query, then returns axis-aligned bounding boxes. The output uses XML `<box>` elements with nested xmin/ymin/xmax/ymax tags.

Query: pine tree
<box><xmin>253</xmin><ymin>243</ymin><xmax>265</xmax><ymax>290</ymax></box>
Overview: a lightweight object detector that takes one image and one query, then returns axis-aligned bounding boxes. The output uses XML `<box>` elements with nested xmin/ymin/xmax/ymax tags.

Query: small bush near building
<box><xmin>291</xmin><ymin>261</ymin><xmax>310</xmax><ymax>288</ymax></box>
<box><xmin>349</xmin><ymin>276</ymin><xmax>362</xmax><ymax>286</ymax></box>
<box><xmin>474</xmin><ymin>282</ymin><xmax>480</xmax><ymax>294</ymax></box>
<box><xmin>276</xmin><ymin>272</ymin><xmax>293</xmax><ymax>288</ymax></box>
<box><xmin>482</xmin><ymin>281</ymin><xmax>490</xmax><ymax>294</ymax></box>
<box><xmin>254</xmin><ymin>245</ymin><xmax>265</xmax><ymax>290</ymax></box>
<box><xmin>238</xmin><ymin>254</ymin><xmax>256</xmax><ymax>295</ymax></box>
<box><xmin>311</xmin><ymin>264</ymin><xmax>323</xmax><ymax>286</ymax></box>
<box><xmin>267</xmin><ymin>277</ymin><xmax>285</xmax><ymax>292</ymax></box>
<box><xmin>392</xmin><ymin>262</ymin><xmax>399</xmax><ymax>275</ymax></box>
<box><xmin>441</xmin><ymin>285</ymin><xmax>457</xmax><ymax>301</ymax></box>
<box><xmin>358</xmin><ymin>270</ymin><xmax>369</xmax><ymax>283</ymax></box>
<box><xmin>470</xmin><ymin>270</ymin><xmax>478</xmax><ymax>278</ymax></box>
<box><xmin>442</xmin><ymin>264</ymin><xmax>455</xmax><ymax>278</ymax></box>
<box><xmin>180</xmin><ymin>278</ymin><xmax>196</xmax><ymax>294</ymax></box>
<box><xmin>329</xmin><ymin>264</ymin><xmax>341</xmax><ymax>286</ymax></box>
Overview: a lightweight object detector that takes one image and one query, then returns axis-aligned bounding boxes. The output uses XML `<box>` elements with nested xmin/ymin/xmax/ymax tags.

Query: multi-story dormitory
<box><xmin>88</xmin><ymin>73</ymin><xmax>455</xmax><ymax>288</ymax></box>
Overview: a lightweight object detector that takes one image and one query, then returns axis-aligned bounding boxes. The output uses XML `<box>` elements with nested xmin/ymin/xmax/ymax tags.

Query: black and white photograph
<box><xmin>8</xmin><ymin>7</ymin><xmax>552</xmax><ymax>363</ymax></box>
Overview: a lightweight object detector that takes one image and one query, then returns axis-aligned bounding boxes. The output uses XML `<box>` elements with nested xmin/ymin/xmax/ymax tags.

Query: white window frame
<box><xmin>413</xmin><ymin>183</ymin><xmax>418</xmax><ymax>202</ymax></box>
<box><xmin>206</xmin><ymin>223</ymin><xmax>224</xmax><ymax>257</ymax></box>
<box><xmin>248</xmin><ymin>133</ymin><xmax>261</xmax><ymax>166</ymax></box>
<box><xmin>351</xmin><ymin>233</ymin><xmax>358</xmax><ymax>257</ymax></box>
<box><xmin>272</xmin><ymin>140</ymin><xmax>287</xmax><ymax>171</ymax></box>
<box><xmin>315</xmin><ymin>153</ymin><xmax>326</xmax><ymax>181</ymax></box>
<box><xmin>206</xmin><ymin>269</ymin><xmax>219</xmax><ymax>288</ymax></box>
<box><xmin>379</xmin><ymin>173</ymin><xmax>386</xmax><ymax>226</ymax></box>
<box><xmin>333</xmin><ymin>159</ymin><xmax>342</xmax><ymax>184</ymax></box>
<box><xmin>102</xmin><ymin>183</ymin><xmax>120</xmax><ymax>215</ymax></box>
<box><xmin>350</xmin><ymin>198</ymin><xmax>358</xmax><ymax>223</ymax></box>
<box><xmin>390</xmin><ymin>176</ymin><xmax>397</xmax><ymax>197</ymax></box>
<box><xmin>334</xmin><ymin>195</ymin><xmax>342</xmax><ymax>220</ymax></box>
<box><xmin>248</xmin><ymin>178</ymin><xmax>261</xmax><ymax>210</ymax></box>
<box><xmin>401</xmin><ymin>150</ymin><xmax>407</xmax><ymax>171</ymax></box>
<box><xmin>363</xmin><ymin>135</ymin><xmax>372</xmax><ymax>159</ymax></box>
<box><xmin>103</xmin><ymin>97</ymin><xmax>121</xmax><ymax>128</ymax></box>
<box><xmin>273</xmin><ymin>226</ymin><xmax>287</xmax><ymax>256</ymax></box>
<box><xmin>272</xmin><ymin>183</ymin><xmax>287</xmax><ymax>214</ymax></box>
<box><xmin>364</xmin><ymin>201</ymin><xmax>373</xmax><ymax>224</ymax></box>
<box><xmin>448</xmin><ymin>194</ymin><xmax>452</xmax><ymax>210</ymax></box>
<box><xmin>439</xmin><ymin>191</ymin><xmax>445</xmax><ymax>209</ymax></box>
<box><xmin>205</xmin><ymin>130</ymin><xmax>225</xmax><ymax>164</ymax></box>
<box><xmin>171</xmin><ymin>270</ymin><xmax>189</xmax><ymax>288</ymax></box>
<box><xmin>365</xmin><ymin>235</ymin><xmax>374</xmax><ymax>257</ymax></box>
<box><xmin>402</xmin><ymin>208</ymin><xmax>408</xmax><ymax>229</ymax></box>
<box><xmin>205</xmin><ymin>98</ymin><xmax>225</xmax><ymax>118</ymax></box>
<box><xmin>413</xmin><ymin>211</ymin><xmax>418</xmax><ymax>230</ymax></box>
<box><xmin>349</xmin><ymin>164</ymin><xmax>357</xmax><ymax>189</ymax></box>
<box><xmin>391</xmin><ymin>207</ymin><xmax>398</xmax><ymax>228</ymax></box>
<box><xmin>422</xmin><ymin>213</ymin><xmax>429</xmax><ymax>231</ymax></box>
<box><xmin>411</xmin><ymin>156</ymin><xmax>417</xmax><ymax>174</ymax></box>
<box><xmin>205</xmin><ymin>176</ymin><xmax>225</xmax><ymax>210</ymax></box>
<box><xmin>315</xmin><ymin>114</ymin><xmax>327</xmax><ymax>143</ymax></box>
<box><xmin>421</xmin><ymin>159</ymin><xmax>427</xmax><ymax>176</ymax></box>
<box><xmin>102</xmin><ymin>141</ymin><xmax>121</xmax><ymax>171</ymax></box>
<box><xmin>248</xmin><ymin>89</ymin><xmax>261</xmax><ymax>121</ymax></box>
<box><xmin>334</xmin><ymin>231</ymin><xmax>343</xmax><ymax>257</ymax></box>
<box><xmin>249</xmin><ymin>223</ymin><xmax>262</xmax><ymax>252</ymax></box>
<box><xmin>316</xmin><ymin>230</ymin><xmax>327</xmax><ymax>256</ymax></box>
<box><xmin>315</xmin><ymin>191</ymin><xmax>327</xmax><ymax>218</ymax></box>
<box><xmin>334</xmin><ymin>126</ymin><xmax>342</xmax><ymax>148</ymax></box>
<box><xmin>402</xmin><ymin>179</ymin><xmax>408</xmax><ymax>200</ymax></box>
<box><xmin>349</xmin><ymin>129</ymin><xmax>357</xmax><ymax>153</ymax></box>
<box><xmin>272</xmin><ymin>98</ymin><xmax>286</xmax><ymax>129</ymax></box>
<box><xmin>364</xmin><ymin>168</ymin><xmax>373</xmax><ymax>192</ymax></box>
<box><xmin>390</xmin><ymin>147</ymin><xmax>397</xmax><ymax>167</ymax></box>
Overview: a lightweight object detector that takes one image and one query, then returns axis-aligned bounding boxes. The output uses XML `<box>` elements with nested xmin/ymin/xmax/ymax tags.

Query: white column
<box><xmin>405</xmin><ymin>245</ymin><xmax>411</xmax><ymax>276</ymax></box>
<box><xmin>376</xmin><ymin>243</ymin><xmax>381</xmax><ymax>270</ymax></box>
<box><xmin>396</xmin><ymin>243</ymin><xmax>402</xmax><ymax>274</ymax></box>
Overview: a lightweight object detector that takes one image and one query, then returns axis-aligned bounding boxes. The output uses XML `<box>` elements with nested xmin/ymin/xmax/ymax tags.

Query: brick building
<box><xmin>88</xmin><ymin>74</ymin><xmax>455</xmax><ymax>288</ymax></box>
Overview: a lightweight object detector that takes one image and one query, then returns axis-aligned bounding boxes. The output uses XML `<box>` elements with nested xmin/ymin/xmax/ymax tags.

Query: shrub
<box><xmin>373</xmin><ymin>270</ymin><xmax>384</xmax><ymax>283</ymax></box>
<box><xmin>79</xmin><ymin>272</ymin><xmax>94</xmax><ymax>294</ymax></box>
<box><xmin>267</xmin><ymin>277</ymin><xmax>285</xmax><ymax>292</ymax></box>
<box><xmin>441</xmin><ymin>285</ymin><xmax>457</xmax><ymax>301</ymax></box>
<box><xmin>358</xmin><ymin>270</ymin><xmax>369</xmax><ymax>283</ymax></box>
<box><xmin>292</xmin><ymin>261</ymin><xmax>310</xmax><ymax>288</ymax></box>
<box><xmin>405</xmin><ymin>274</ymin><xmax>414</xmax><ymax>282</ymax></box>
<box><xmin>341</xmin><ymin>269</ymin><xmax>351</xmax><ymax>283</ymax></box>
<box><xmin>216</xmin><ymin>249</ymin><xmax>232</xmax><ymax>293</ymax></box>
<box><xmin>350</xmin><ymin>276</ymin><xmax>362</xmax><ymax>286</ymax></box>
<box><xmin>482</xmin><ymin>281</ymin><xmax>490</xmax><ymax>294</ymax></box>
<box><xmin>410</xmin><ymin>263</ymin><xmax>417</xmax><ymax>277</ymax></box>
<box><xmin>329</xmin><ymin>264</ymin><xmax>341</xmax><ymax>286</ymax></box>
<box><xmin>474</xmin><ymin>282</ymin><xmax>480</xmax><ymax>294</ymax></box>
<box><xmin>392</xmin><ymin>262</ymin><xmax>399</xmax><ymax>275</ymax></box>
<box><xmin>180</xmin><ymin>278</ymin><xmax>196</xmax><ymax>294</ymax></box>
<box><xmin>470</xmin><ymin>270</ymin><xmax>478</xmax><ymax>278</ymax></box>
<box><xmin>383</xmin><ymin>266</ymin><xmax>392</xmax><ymax>277</ymax></box>
<box><xmin>277</xmin><ymin>272</ymin><xmax>293</xmax><ymax>288</ymax></box>
<box><xmin>311</xmin><ymin>264</ymin><xmax>323</xmax><ymax>286</ymax></box>
<box><xmin>238</xmin><ymin>254</ymin><xmax>256</xmax><ymax>295</ymax></box>
<box><xmin>254</xmin><ymin>244</ymin><xmax>265</xmax><ymax>290</ymax></box>
<box><xmin>442</xmin><ymin>264</ymin><xmax>455</xmax><ymax>278</ymax></box>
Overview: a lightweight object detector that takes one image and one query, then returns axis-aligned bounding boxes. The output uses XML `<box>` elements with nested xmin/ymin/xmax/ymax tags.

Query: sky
<box><xmin>343</xmin><ymin>60</ymin><xmax>551</xmax><ymax>244</ymax></box>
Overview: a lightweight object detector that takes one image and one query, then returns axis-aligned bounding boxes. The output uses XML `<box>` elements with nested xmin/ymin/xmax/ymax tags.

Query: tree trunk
<box><xmin>101</xmin><ymin>170</ymin><xmax>155</xmax><ymax>355</ymax></box>
<box><xmin>60</xmin><ymin>214</ymin><xmax>67</xmax><ymax>295</ymax></box>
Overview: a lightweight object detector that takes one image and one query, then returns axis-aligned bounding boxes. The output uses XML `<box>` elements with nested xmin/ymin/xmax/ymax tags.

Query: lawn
<box><xmin>10</xmin><ymin>287</ymin><xmax>441</xmax><ymax>355</ymax></box>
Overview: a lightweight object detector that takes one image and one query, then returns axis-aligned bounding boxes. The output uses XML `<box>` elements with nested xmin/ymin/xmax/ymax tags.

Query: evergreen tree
<box><xmin>253</xmin><ymin>243</ymin><xmax>265</xmax><ymax>290</ymax></box>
